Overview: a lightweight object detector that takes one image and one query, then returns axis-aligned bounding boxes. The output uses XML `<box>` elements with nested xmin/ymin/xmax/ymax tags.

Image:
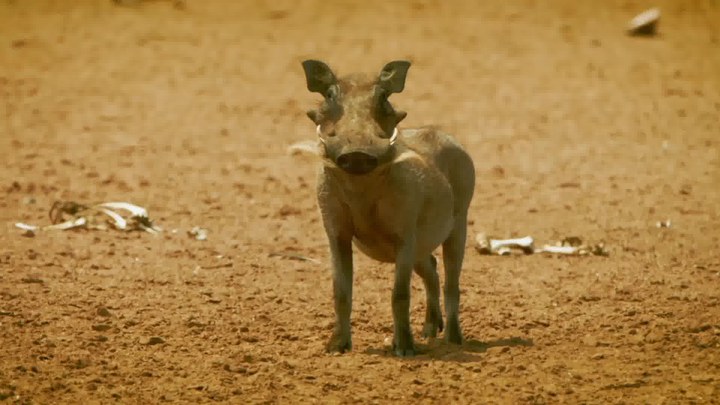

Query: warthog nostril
<box><xmin>336</xmin><ymin>152</ymin><xmax>379</xmax><ymax>175</ymax></box>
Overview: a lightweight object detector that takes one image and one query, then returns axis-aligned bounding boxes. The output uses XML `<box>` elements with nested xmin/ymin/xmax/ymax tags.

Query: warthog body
<box><xmin>301</xmin><ymin>60</ymin><xmax>475</xmax><ymax>356</ymax></box>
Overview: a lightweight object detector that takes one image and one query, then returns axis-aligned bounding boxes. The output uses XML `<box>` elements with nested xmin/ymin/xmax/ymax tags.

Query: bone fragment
<box><xmin>656</xmin><ymin>219</ymin><xmax>671</xmax><ymax>228</ymax></box>
<box><xmin>96</xmin><ymin>202</ymin><xmax>149</xmax><ymax>218</ymax></box>
<box><xmin>628</xmin><ymin>8</ymin><xmax>660</xmax><ymax>36</ymax></box>
<box><xmin>537</xmin><ymin>245</ymin><xmax>579</xmax><ymax>255</ymax></box>
<box><xmin>188</xmin><ymin>226</ymin><xmax>208</xmax><ymax>241</ymax></box>
<box><xmin>15</xmin><ymin>201</ymin><xmax>159</xmax><ymax>235</ymax></box>
<box><xmin>475</xmin><ymin>233</ymin><xmax>534</xmax><ymax>255</ymax></box>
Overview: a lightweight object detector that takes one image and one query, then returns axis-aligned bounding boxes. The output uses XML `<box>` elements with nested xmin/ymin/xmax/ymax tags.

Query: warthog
<box><xmin>301</xmin><ymin>59</ymin><xmax>475</xmax><ymax>356</ymax></box>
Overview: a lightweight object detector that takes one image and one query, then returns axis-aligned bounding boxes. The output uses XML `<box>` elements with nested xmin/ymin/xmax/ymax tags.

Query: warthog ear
<box><xmin>378</xmin><ymin>61</ymin><xmax>411</xmax><ymax>94</ymax></box>
<box><xmin>302</xmin><ymin>60</ymin><xmax>337</xmax><ymax>96</ymax></box>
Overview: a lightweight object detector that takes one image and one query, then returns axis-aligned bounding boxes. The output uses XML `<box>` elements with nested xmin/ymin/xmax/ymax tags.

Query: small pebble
<box><xmin>97</xmin><ymin>307</ymin><xmax>112</xmax><ymax>317</ymax></box>
<box><xmin>147</xmin><ymin>336</ymin><xmax>165</xmax><ymax>345</ymax></box>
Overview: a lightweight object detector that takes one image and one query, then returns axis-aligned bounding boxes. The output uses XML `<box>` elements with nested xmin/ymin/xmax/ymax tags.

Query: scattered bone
<box><xmin>268</xmin><ymin>252</ymin><xmax>321</xmax><ymax>265</ymax></box>
<box><xmin>476</xmin><ymin>233</ymin><xmax>609</xmax><ymax>256</ymax></box>
<box><xmin>187</xmin><ymin>227</ymin><xmax>208</xmax><ymax>241</ymax></box>
<box><xmin>656</xmin><ymin>219</ymin><xmax>671</xmax><ymax>228</ymax></box>
<box><xmin>628</xmin><ymin>8</ymin><xmax>660</xmax><ymax>36</ymax></box>
<box><xmin>14</xmin><ymin>201</ymin><xmax>160</xmax><ymax>235</ymax></box>
<box><xmin>537</xmin><ymin>238</ymin><xmax>609</xmax><ymax>256</ymax></box>
<box><xmin>97</xmin><ymin>202</ymin><xmax>149</xmax><ymax>218</ymax></box>
<box><xmin>537</xmin><ymin>245</ymin><xmax>579</xmax><ymax>255</ymax></box>
<box><xmin>15</xmin><ymin>223</ymin><xmax>38</xmax><ymax>237</ymax></box>
<box><xmin>475</xmin><ymin>234</ymin><xmax>534</xmax><ymax>255</ymax></box>
<box><xmin>16</xmin><ymin>217</ymin><xmax>88</xmax><ymax>237</ymax></box>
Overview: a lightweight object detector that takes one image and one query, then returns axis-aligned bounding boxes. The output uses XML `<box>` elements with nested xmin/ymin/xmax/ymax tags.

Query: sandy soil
<box><xmin>1</xmin><ymin>0</ymin><xmax>719</xmax><ymax>403</ymax></box>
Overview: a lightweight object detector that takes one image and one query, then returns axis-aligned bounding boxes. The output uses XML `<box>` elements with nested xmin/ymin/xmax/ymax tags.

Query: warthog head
<box><xmin>302</xmin><ymin>60</ymin><xmax>411</xmax><ymax>175</ymax></box>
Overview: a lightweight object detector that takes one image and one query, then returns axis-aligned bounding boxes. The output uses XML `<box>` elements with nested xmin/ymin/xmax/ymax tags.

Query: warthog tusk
<box><xmin>389</xmin><ymin>127</ymin><xmax>398</xmax><ymax>145</ymax></box>
<box><xmin>316</xmin><ymin>125</ymin><xmax>327</xmax><ymax>145</ymax></box>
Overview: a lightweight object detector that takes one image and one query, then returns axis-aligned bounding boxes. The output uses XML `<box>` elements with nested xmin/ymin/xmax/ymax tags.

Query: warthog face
<box><xmin>302</xmin><ymin>60</ymin><xmax>411</xmax><ymax>175</ymax></box>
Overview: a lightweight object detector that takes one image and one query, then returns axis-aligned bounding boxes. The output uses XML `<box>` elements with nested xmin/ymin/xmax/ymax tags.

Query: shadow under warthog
<box><xmin>363</xmin><ymin>337</ymin><xmax>534</xmax><ymax>362</ymax></box>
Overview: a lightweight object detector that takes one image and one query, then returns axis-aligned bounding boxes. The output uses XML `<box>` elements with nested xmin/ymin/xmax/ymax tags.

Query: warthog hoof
<box><xmin>393</xmin><ymin>329</ymin><xmax>416</xmax><ymax>357</ymax></box>
<box><xmin>422</xmin><ymin>310</ymin><xmax>444</xmax><ymax>339</ymax></box>
<box><xmin>325</xmin><ymin>331</ymin><xmax>352</xmax><ymax>353</ymax></box>
<box><xmin>445</xmin><ymin>317</ymin><xmax>463</xmax><ymax>345</ymax></box>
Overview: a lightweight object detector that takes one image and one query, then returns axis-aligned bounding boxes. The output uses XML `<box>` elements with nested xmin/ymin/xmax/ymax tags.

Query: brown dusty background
<box><xmin>1</xmin><ymin>0</ymin><xmax>719</xmax><ymax>403</ymax></box>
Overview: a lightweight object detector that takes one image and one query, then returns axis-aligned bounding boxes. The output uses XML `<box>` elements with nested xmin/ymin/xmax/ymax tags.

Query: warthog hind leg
<box><xmin>414</xmin><ymin>255</ymin><xmax>443</xmax><ymax>338</ymax></box>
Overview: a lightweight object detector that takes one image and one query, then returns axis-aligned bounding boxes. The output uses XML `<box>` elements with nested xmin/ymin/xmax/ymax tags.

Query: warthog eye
<box><xmin>325</xmin><ymin>85</ymin><xmax>338</xmax><ymax>100</ymax></box>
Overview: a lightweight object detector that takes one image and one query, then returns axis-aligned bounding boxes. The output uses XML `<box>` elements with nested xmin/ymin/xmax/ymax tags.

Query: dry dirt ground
<box><xmin>1</xmin><ymin>0</ymin><xmax>719</xmax><ymax>403</ymax></box>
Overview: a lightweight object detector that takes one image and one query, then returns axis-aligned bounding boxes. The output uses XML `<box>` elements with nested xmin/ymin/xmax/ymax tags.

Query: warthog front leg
<box><xmin>414</xmin><ymin>255</ymin><xmax>443</xmax><ymax>338</ymax></box>
<box><xmin>443</xmin><ymin>214</ymin><xmax>467</xmax><ymax>344</ymax></box>
<box><xmin>392</xmin><ymin>239</ymin><xmax>416</xmax><ymax>356</ymax></box>
<box><xmin>326</xmin><ymin>236</ymin><xmax>353</xmax><ymax>353</ymax></box>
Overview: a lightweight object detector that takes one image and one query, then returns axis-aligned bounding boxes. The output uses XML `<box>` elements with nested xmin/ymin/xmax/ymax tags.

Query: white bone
<box><xmin>15</xmin><ymin>223</ymin><xmax>38</xmax><ymax>231</ymax></box>
<box><xmin>490</xmin><ymin>236</ymin><xmax>534</xmax><ymax>252</ymax></box>
<box><xmin>476</xmin><ymin>233</ymin><xmax>534</xmax><ymax>255</ymax></box>
<box><xmin>389</xmin><ymin>127</ymin><xmax>398</xmax><ymax>145</ymax></box>
<box><xmin>628</xmin><ymin>8</ymin><xmax>660</xmax><ymax>34</ymax></box>
<box><xmin>96</xmin><ymin>202</ymin><xmax>148</xmax><ymax>218</ymax></box>
<box><xmin>95</xmin><ymin>207</ymin><xmax>128</xmax><ymax>230</ymax></box>
<box><xmin>537</xmin><ymin>245</ymin><xmax>579</xmax><ymax>254</ymax></box>
<box><xmin>45</xmin><ymin>217</ymin><xmax>87</xmax><ymax>230</ymax></box>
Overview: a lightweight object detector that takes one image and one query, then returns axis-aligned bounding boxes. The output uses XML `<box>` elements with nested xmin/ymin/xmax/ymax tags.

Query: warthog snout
<box><xmin>336</xmin><ymin>151</ymin><xmax>378</xmax><ymax>175</ymax></box>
